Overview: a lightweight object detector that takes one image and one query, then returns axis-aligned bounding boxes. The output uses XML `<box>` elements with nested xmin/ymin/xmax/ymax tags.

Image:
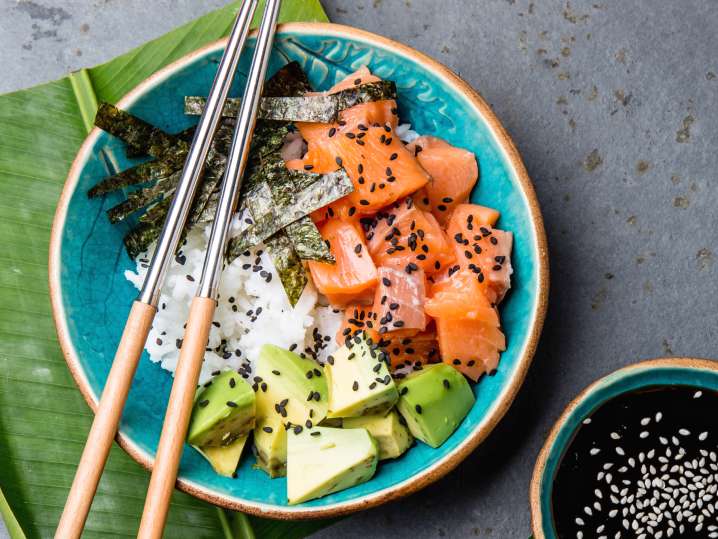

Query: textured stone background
<box><xmin>1</xmin><ymin>0</ymin><xmax>717</xmax><ymax>537</ymax></box>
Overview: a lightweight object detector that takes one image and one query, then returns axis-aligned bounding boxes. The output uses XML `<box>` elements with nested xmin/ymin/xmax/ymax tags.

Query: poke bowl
<box><xmin>49</xmin><ymin>22</ymin><xmax>548</xmax><ymax>518</ymax></box>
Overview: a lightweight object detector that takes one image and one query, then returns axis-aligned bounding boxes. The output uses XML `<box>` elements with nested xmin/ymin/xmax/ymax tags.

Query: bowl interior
<box><xmin>55</xmin><ymin>26</ymin><xmax>544</xmax><ymax>513</ymax></box>
<box><xmin>534</xmin><ymin>360</ymin><xmax>718</xmax><ymax>538</ymax></box>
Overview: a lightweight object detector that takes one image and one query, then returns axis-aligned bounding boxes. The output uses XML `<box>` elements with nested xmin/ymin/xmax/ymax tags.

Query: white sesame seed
<box><xmin>656</xmin><ymin>412</ymin><xmax>663</xmax><ymax>422</ymax></box>
<box><xmin>641</xmin><ymin>417</ymin><xmax>651</xmax><ymax>426</ymax></box>
<box><xmin>583</xmin><ymin>417</ymin><xmax>592</xmax><ymax>425</ymax></box>
<box><xmin>699</xmin><ymin>432</ymin><xmax>708</xmax><ymax>441</ymax></box>
<box><xmin>694</xmin><ymin>390</ymin><xmax>703</xmax><ymax>399</ymax></box>
<box><xmin>640</xmin><ymin>431</ymin><xmax>650</xmax><ymax>439</ymax></box>
<box><xmin>611</xmin><ymin>432</ymin><xmax>621</xmax><ymax>440</ymax></box>
<box><xmin>590</xmin><ymin>448</ymin><xmax>601</xmax><ymax>456</ymax></box>
<box><xmin>679</xmin><ymin>428</ymin><xmax>691</xmax><ymax>436</ymax></box>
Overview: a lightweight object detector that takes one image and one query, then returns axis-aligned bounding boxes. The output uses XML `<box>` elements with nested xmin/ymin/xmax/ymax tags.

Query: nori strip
<box><xmin>125</xmin><ymin>126</ymin><xmax>195</xmax><ymax>159</ymax></box>
<box><xmin>106</xmin><ymin>173</ymin><xmax>178</xmax><ymax>223</ymax></box>
<box><xmin>88</xmin><ymin>157</ymin><xmax>179</xmax><ymax>198</ymax></box>
<box><xmin>228</xmin><ymin>166</ymin><xmax>353</xmax><ymax>253</ymax></box>
<box><xmin>264</xmin><ymin>232</ymin><xmax>307</xmax><ymax>307</ymax></box>
<box><xmin>184</xmin><ymin>80</ymin><xmax>397</xmax><ymax>123</ymax></box>
<box><xmin>94</xmin><ymin>103</ymin><xmax>188</xmax><ymax>168</ymax></box>
<box><xmin>263</xmin><ymin>61</ymin><xmax>312</xmax><ymax>97</ymax></box>
<box><xmin>139</xmin><ymin>197</ymin><xmax>172</xmax><ymax>225</ymax></box>
<box><xmin>284</xmin><ymin>216</ymin><xmax>334</xmax><ymax>262</ymax></box>
<box><xmin>124</xmin><ymin>222</ymin><xmax>161</xmax><ymax>259</ymax></box>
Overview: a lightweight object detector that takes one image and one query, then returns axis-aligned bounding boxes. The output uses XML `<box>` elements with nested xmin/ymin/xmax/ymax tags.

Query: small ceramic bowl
<box><xmin>530</xmin><ymin>357</ymin><xmax>718</xmax><ymax>537</ymax></box>
<box><xmin>49</xmin><ymin>23</ymin><xmax>548</xmax><ymax>518</ymax></box>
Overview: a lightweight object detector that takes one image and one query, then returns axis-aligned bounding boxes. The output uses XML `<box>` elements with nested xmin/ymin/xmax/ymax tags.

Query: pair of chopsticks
<box><xmin>55</xmin><ymin>1</ymin><xmax>282</xmax><ymax>537</ymax></box>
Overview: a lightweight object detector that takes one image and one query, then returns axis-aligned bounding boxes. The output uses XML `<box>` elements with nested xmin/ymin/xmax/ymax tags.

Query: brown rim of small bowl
<box><xmin>529</xmin><ymin>356</ymin><xmax>718</xmax><ymax>537</ymax></box>
<box><xmin>49</xmin><ymin>22</ymin><xmax>550</xmax><ymax>519</ymax></box>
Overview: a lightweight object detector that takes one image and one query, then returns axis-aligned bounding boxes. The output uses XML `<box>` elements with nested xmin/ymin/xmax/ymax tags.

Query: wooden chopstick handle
<box><xmin>138</xmin><ymin>296</ymin><xmax>216</xmax><ymax>539</ymax></box>
<box><xmin>55</xmin><ymin>300</ymin><xmax>156</xmax><ymax>539</ymax></box>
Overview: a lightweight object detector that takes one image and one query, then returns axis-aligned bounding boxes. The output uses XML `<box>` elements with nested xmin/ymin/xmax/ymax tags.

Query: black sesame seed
<box><xmin>415</xmin><ymin>404</ymin><xmax>422</xmax><ymax>414</ymax></box>
<box><xmin>199</xmin><ymin>399</ymin><xmax>209</xmax><ymax>407</ymax></box>
<box><xmin>352</xmin><ymin>381</ymin><xmax>359</xmax><ymax>391</ymax></box>
<box><xmin>263</xmin><ymin>426</ymin><xmax>273</xmax><ymax>433</ymax></box>
<box><xmin>226</xmin><ymin>401</ymin><xmax>237</xmax><ymax>408</ymax></box>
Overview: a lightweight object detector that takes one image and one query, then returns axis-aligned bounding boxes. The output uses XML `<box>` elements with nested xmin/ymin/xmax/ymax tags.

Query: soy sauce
<box><xmin>551</xmin><ymin>385</ymin><xmax>718</xmax><ymax>538</ymax></box>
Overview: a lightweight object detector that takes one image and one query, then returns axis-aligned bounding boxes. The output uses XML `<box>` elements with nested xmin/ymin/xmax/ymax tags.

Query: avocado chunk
<box><xmin>325</xmin><ymin>332</ymin><xmax>399</xmax><ymax>418</ymax></box>
<box><xmin>287</xmin><ymin>426</ymin><xmax>378</xmax><ymax>505</ymax></box>
<box><xmin>195</xmin><ymin>435</ymin><xmax>248</xmax><ymax>477</ymax></box>
<box><xmin>343</xmin><ymin>409</ymin><xmax>413</xmax><ymax>460</ymax></box>
<box><xmin>396</xmin><ymin>364</ymin><xmax>475</xmax><ymax>448</ymax></box>
<box><xmin>188</xmin><ymin>371</ymin><xmax>255</xmax><ymax>447</ymax></box>
<box><xmin>253</xmin><ymin>415</ymin><xmax>287</xmax><ymax>477</ymax></box>
<box><xmin>253</xmin><ymin>344</ymin><xmax>328</xmax><ymax>477</ymax></box>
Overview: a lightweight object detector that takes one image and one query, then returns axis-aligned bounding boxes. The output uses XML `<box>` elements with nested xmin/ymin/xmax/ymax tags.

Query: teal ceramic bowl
<box><xmin>530</xmin><ymin>357</ymin><xmax>718</xmax><ymax>537</ymax></box>
<box><xmin>50</xmin><ymin>23</ymin><xmax>548</xmax><ymax>518</ymax></box>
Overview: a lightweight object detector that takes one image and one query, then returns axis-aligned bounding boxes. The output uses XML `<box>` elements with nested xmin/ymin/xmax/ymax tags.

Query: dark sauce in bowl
<box><xmin>552</xmin><ymin>386</ymin><xmax>718</xmax><ymax>538</ymax></box>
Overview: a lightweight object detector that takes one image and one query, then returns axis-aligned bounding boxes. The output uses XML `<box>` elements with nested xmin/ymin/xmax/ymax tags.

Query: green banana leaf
<box><xmin>0</xmin><ymin>1</ymin><xmax>334</xmax><ymax>538</ymax></box>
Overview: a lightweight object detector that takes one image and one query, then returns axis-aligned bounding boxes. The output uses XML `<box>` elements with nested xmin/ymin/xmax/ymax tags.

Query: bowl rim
<box><xmin>529</xmin><ymin>356</ymin><xmax>718</xmax><ymax>537</ymax></box>
<box><xmin>49</xmin><ymin>21</ymin><xmax>549</xmax><ymax>519</ymax></box>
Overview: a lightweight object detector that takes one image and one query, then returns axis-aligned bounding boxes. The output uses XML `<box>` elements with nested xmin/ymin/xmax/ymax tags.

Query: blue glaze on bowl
<box><xmin>535</xmin><ymin>360</ymin><xmax>718</xmax><ymax>537</ymax></box>
<box><xmin>56</xmin><ymin>26</ymin><xmax>545</xmax><ymax>512</ymax></box>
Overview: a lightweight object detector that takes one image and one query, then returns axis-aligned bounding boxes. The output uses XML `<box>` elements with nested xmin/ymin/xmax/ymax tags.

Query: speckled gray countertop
<box><xmin>1</xmin><ymin>1</ymin><xmax>716</xmax><ymax>537</ymax></box>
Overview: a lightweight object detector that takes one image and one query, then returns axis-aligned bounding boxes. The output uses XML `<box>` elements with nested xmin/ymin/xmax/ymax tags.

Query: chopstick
<box><xmin>136</xmin><ymin>1</ymin><xmax>282</xmax><ymax>537</ymax></box>
<box><xmin>54</xmin><ymin>2</ymin><xmax>260</xmax><ymax>538</ymax></box>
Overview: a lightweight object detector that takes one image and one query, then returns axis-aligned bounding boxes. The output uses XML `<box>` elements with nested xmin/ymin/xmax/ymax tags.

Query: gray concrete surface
<box><xmin>2</xmin><ymin>0</ymin><xmax>717</xmax><ymax>537</ymax></box>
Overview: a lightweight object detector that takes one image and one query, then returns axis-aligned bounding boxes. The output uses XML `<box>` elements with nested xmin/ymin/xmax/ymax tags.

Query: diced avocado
<box><xmin>396</xmin><ymin>364</ymin><xmax>475</xmax><ymax>448</ymax></box>
<box><xmin>188</xmin><ymin>371</ymin><xmax>255</xmax><ymax>447</ymax></box>
<box><xmin>325</xmin><ymin>332</ymin><xmax>399</xmax><ymax>418</ymax></box>
<box><xmin>194</xmin><ymin>435</ymin><xmax>248</xmax><ymax>477</ymax></box>
<box><xmin>287</xmin><ymin>426</ymin><xmax>378</xmax><ymax>505</ymax></box>
<box><xmin>253</xmin><ymin>415</ymin><xmax>287</xmax><ymax>477</ymax></box>
<box><xmin>253</xmin><ymin>344</ymin><xmax>328</xmax><ymax>477</ymax></box>
<box><xmin>343</xmin><ymin>409</ymin><xmax>413</xmax><ymax>460</ymax></box>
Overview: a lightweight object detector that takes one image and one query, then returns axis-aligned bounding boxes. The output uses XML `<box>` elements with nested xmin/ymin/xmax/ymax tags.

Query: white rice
<box><xmin>125</xmin><ymin>215</ymin><xmax>342</xmax><ymax>385</ymax></box>
<box><xmin>125</xmin><ymin>123</ymin><xmax>419</xmax><ymax>385</ymax></box>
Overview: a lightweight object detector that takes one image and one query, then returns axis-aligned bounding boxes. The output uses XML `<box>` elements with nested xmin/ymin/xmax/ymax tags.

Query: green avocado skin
<box><xmin>396</xmin><ymin>364</ymin><xmax>475</xmax><ymax>448</ymax></box>
<box><xmin>188</xmin><ymin>371</ymin><xmax>256</xmax><ymax>447</ymax></box>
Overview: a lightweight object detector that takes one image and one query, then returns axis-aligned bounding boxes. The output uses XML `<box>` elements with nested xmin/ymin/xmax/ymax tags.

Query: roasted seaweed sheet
<box><xmin>184</xmin><ymin>80</ymin><xmax>396</xmax><ymax>123</ymax></box>
<box><xmin>90</xmin><ymin>61</ymin><xmax>359</xmax><ymax>303</ymax></box>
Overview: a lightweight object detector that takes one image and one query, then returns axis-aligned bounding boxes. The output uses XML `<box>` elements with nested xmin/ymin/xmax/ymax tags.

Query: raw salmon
<box><xmin>286</xmin><ymin>101</ymin><xmax>399</xmax><ymax>174</ymax></box>
<box><xmin>436</xmin><ymin>317</ymin><xmax>506</xmax><ymax>381</ymax></box>
<box><xmin>446</xmin><ymin>205</ymin><xmax>512</xmax><ymax>304</ymax></box>
<box><xmin>366</xmin><ymin>197</ymin><xmax>455</xmax><ymax>274</ymax></box>
<box><xmin>322</xmin><ymin>66</ymin><xmax>381</xmax><ymax>94</ymax></box>
<box><xmin>425</xmin><ymin>269</ymin><xmax>499</xmax><ymax>326</ymax></box>
<box><xmin>310</xmin><ymin>196</ymin><xmax>359</xmax><ymax>226</ymax></box>
<box><xmin>372</xmin><ymin>264</ymin><xmax>427</xmax><ymax>336</ymax></box>
<box><xmin>308</xmin><ymin>219</ymin><xmax>377</xmax><ymax>306</ymax></box>
<box><xmin>384</xmin><ymin>329</ymin><xmax>440</xmax><ymax>370</ymax></box>
<box><xmin>406</xmin><ymin>137</ymin><xmax>479</xmax><ymax>225</ymax></box>
<box><xmin>336</xmin><ymin>304</ymin><xmax>379</xmax><ymax>345</ymax></box>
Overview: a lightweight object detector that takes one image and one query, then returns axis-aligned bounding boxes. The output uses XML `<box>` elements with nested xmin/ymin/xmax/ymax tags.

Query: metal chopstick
<box><xmin>54</xmin><ymin>2</ymin><xmax>259</xmax><ymax>538</ymax></box>
<box><xmin>136</xmin><ymin>1</ymin><xmax>282</xmax><ymax>537</ymax></box>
